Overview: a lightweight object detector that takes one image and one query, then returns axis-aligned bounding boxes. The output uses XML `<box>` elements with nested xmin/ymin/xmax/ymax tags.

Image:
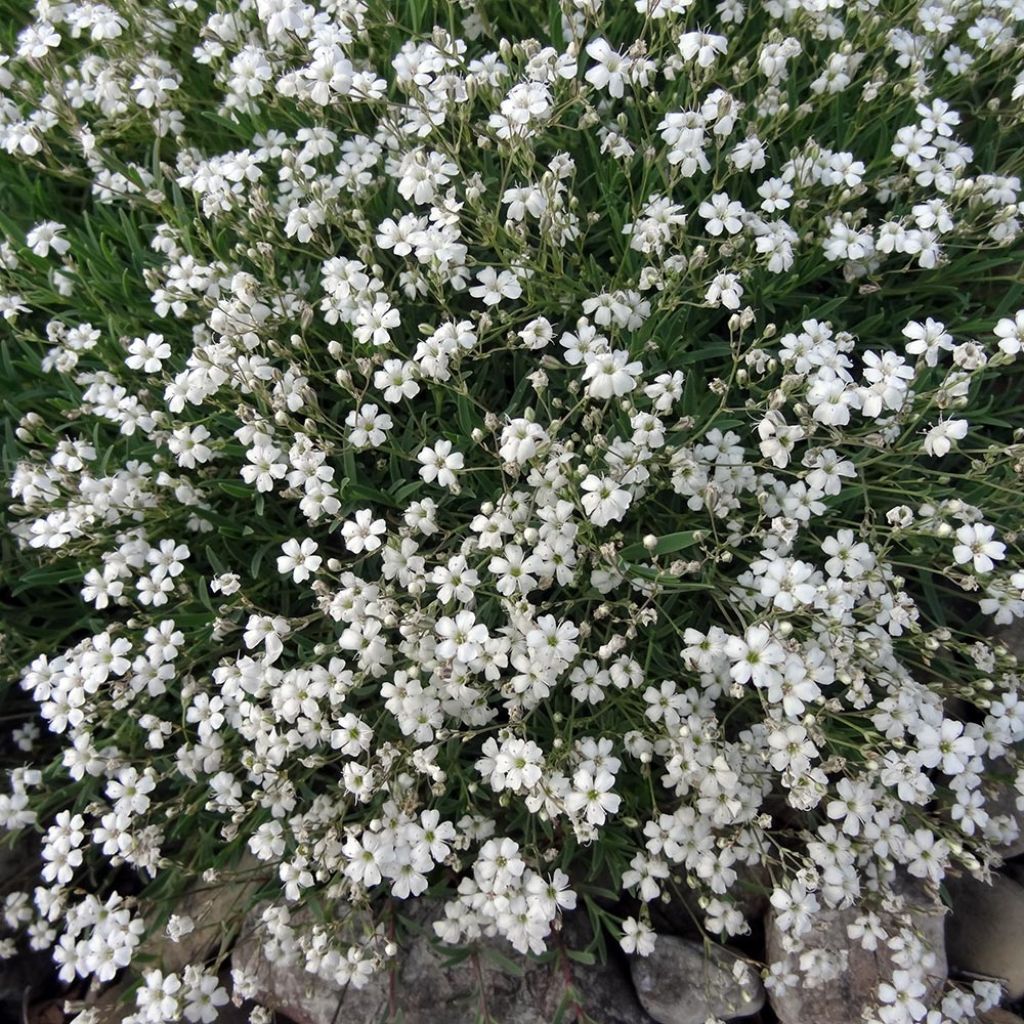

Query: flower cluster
<box><xmin>2</xmin><ymin>0</ymin><xmax>1024</xmax><ymax>1021</ymax></box>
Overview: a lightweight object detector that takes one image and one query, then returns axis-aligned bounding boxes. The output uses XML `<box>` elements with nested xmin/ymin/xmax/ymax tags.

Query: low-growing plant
<box><xmin>2</xmin><ymin>0</ymin><xmax>1024</xmax><ymax>1020</ymax></box>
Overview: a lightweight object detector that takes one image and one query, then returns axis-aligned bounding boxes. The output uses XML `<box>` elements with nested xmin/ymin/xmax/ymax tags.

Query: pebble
<box><xmin>629</xmin><ymin>934</ymin><xmax>764</xmax><ymax>1024</ymax></box>
<box><xmin>946</xmin><ymin>872</ymin><xmax>1024</xmax><ymax>1000</ymax></box>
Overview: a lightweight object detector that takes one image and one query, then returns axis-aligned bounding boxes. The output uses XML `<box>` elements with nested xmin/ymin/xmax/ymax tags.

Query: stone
<box><xmin>997</xmin><ymin>624</ymin><xmax>1024</xmax><ymax>663</ymax></box>
<box><xmin>0</xmin><ymin>948</ymin><xmax>53</xmax><ymax>1022</ymax></box>
<box><xmin>232</xmin><ymin>904</ymin><xmax>655</xmax><ymax>1024</ymax></box>
<box><xmin>628</xmin><ymin>934</ymin><xmax>764</xmax><ymax>1024</ymax></box>
<box><xmin>0</xmin><ymin>836</ymin><xmax>53</xmax><ymax>1022</ymax></box>
<box><xmin>651</xmin><ymin>863</ymin><xmax>770</xmax><ymax>940</ymax></box>
<box><xmin>73</xmin><ymin>860</ymin><xmax>268</xmax><ymax>1024</ymax></box>
<box><xmin>146</xmin><ymin>855</ymin><xmax>267</xmax><ymax>973</ymax></box>
<box><xmin>981</xmin><ymin>1010</ymin><xmax>1024</xmax><ymax>1024</ymax></box>
<box><xmin>945</xmin><ymin>872</ymin><xmax>1024</xmax><ymax>999</ymax></box>
<box><xmin>76</xmin><ymin>971</ymin><xmax>253</xmax><ymax>1024</ymax></box>
<box><xmin>765</xmin><ymin>877</ymin><xmax>947</xmax><ymax>1024</ymax></box>
<box><xmin>981</xmin><ymin>759</ymin><xmax>1024</xmax><ymax>860</ymax></box>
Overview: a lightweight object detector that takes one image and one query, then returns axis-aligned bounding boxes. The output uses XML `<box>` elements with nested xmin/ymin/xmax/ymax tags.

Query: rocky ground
<box><xmin>3</xmin><ymin>695</ymin><xmax>1024</xmax><ymax>1024</ymax></box>
<box><xmin>5</xmin><ymin>836</ymin><xmax>1024</xmax><ymax>1024</ymax></box>
<box><xmin>220</xmin><ymin>853</ymin><xmax>1024</xmax><ymax>1024</ymax></box>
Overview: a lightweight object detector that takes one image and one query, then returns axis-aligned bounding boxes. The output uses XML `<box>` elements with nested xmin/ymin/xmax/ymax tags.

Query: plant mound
<box><xmin>2</xmin><ymin>0</ymin><xmax>1024</xmax><ymax>1020</ymax></box>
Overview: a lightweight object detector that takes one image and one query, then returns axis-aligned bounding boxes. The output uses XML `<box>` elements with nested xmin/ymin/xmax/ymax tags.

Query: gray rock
<box><xmin>0</xmin><ymin>836</ymin><xmax>49</xmax><ymax>1019</ymax></box>
<box><xmin>652</xmin><ymin>863</ymin><xmax>770</xmax><ymax>940</ymax></box>
<box><xmin>232</xmin><ymin>904</ymin><xmax>655</xmax><ymax>1024</ymax></box>
<box><xmin>981</xmin><ymin>1010</ymin><xmax>1024</xmax><ymax>1024</ymax></box>
<box><xmin>990</xmin><ymin>628</ymin><xmax>1024</xmax><ymax>857</ymax></box>
<box><xmin>233</xmin><ymin>940</ymin><xmax>386</xmax><ymax>1024</ymax></box>
<box><xmin>145</xmin><ymin>856</ymin><xmax>267</xmax><ymax>973</ymax></box>
<box><xmin>992</xmin><ymin>631</ymin><xmax>1024</xmax><ymax>852</ymax></box>
<box><xmin>629</xmin><ymin>934</ymin><xmax>764</xmax><ymax>1024</ymax></box>
<box><xmin>996</xmin><ymin>624</ymin><xmax>1024</xmax><ymax>663</ymax></box>
<box><xmin>765</xmin><ymin>877</ymin><xmax>947</xmax><ymax>1024</ymax></box>
<box><xmin>982</xmin><ymin>759</ymin><xmax>1024</xmax><ymax>860</ymax></box>
<box><xmin>73</xmin><ymin>861</ymin><xmax>268</xmax><ymax>1024</ymax></box>
<box><xmin>946</xmin><ymin>872</ymin><xmax>1024</xmax><ymax>999</ymax></box>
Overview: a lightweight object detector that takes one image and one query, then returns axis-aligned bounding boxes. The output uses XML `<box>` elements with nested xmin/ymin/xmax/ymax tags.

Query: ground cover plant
<box><xmin>2</xmin><ymin>0</ymin><xmax>1024</xmax><ymax>1020</ymax></box>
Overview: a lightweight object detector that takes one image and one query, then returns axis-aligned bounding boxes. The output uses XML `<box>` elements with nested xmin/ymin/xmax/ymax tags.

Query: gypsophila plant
<box><xmin>2</xmin><ymin>0</ymin><xmax>1024</xmax><ymax>1019</ymax></box>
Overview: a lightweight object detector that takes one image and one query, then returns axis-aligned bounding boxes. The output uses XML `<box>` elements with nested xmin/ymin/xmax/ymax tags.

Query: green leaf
<box><xmin>551</xmin><ymin>992</ymin><xmax>571</xmax><ymax>1024</ymax></box>
<box><xmin>456</xmin><ymin>392</ymin><xmax>477</xmax><ymax>436</ymax></box>
<box><xmin>342</xmin><ymin>447</ymin><xmax>358</xmax><ymax>482</ymax></box>
<box><xmin>205</xmin><ymin>545</ymin><xmax>227</xmax><ymax>575</ymax></box>
<box><xmin>479</xmin><ymin>945</ymin><xmax>525</xmax><ymax>977</ymax></box>
<box><xmin>196</xmin><ymin>575</ymin><xmax>215</xmax><ymax>613</ymax></box>
<box><xmin>250</xmin><ymin>543</ymin><xmax>268</xmax><ymax>578</ymax></box>
<box><xmin>389</xmin><ymin>479</ymin><xmax>423</xmax><ymax>504</ymax></box>
<box><xmin>434</xmin><ymin>945</ymin><xmax>471</xmax><ymax>967</ymax></box>
<box><xmin>11</xmin><ymin>564</ymin><xmax>82</xmax><ymax>595</ymax></box>
<box><xmin>619</xmin><ymin>530</ymin><xmax>701</xmax><ymax>562</ymax></box>
<box><xmin>565</xmin><ymin>948</ymin><xmax>595</xmax><ymax>966</ymax></box>
<box><xmin>621</xmin><ymin>563</ymin><xmax>714</xmax><ymax>591</ymax></box>
<box><xmin>344</xmin><ymin>480</ymin><xmax>400</xmax><ymax>508</ymax></box>
<box><xmin>215</xmin><ymin>480</ymin><xmax>252</xmax><ymax>499</ymax></box>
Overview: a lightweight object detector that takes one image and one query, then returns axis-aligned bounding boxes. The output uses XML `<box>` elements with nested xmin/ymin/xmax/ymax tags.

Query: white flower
<box><xmin>807</xmin><ymin>376</ymin><xmax>854</xmax><ymax>426</ymax></box>
<box><xmin>823</xmin><ymin>219</ymin><xmax>874</xmax><ymax>262</ymax></box>
<box><xmin>705</xmin><ymin>272</ymin><xmax>743</xmax><ymax>309</ymax></box>
<box><xmin>476</xmin><ymin>837</ymin><xmax>525</xmax><ymax>893</ymax></box>
<box><xmin>436</xmin><ymin>611</ymin><xmax>489</xmax><ymax>663</ymax></box>
<box><xmin>585</xmin><ymin>38</ymin><xmax>632</xmax><ymax>98</ymax></box>
<box><xmin>678</xmin><ymin>31</ymin><xmax>728</xmax><ymax>67</ymax></box>
<box><xmin>489</xmin><ymin>543</ymin><xmax>543</xmax><ymax>597</ymax></box>
<box><xmin>183</xmin><ymin>972</ymin><xmax>229</xmax><ymax>1024</ymax></box>
<box><xmin>243</xmin><ymin>614</ymin><xmax>291</xmax><ymax>664</ymax></box>
<box><xmin>580</xmin><ymin>474</ymin><xmax>632</xmax><ymax>526</ymax></box>
<box><xmin>418</xmin><ymin>439</ymin><xmax>464</xmax><ymax>489</ymax></box>
<box><xmin>899</xmin><ymin>828</ymin><xmax>950</xmax><ymax>883</ymax></box>
<box><xmin>16</xmin><ymin>21</ymin><xmax>60</xmax><ymax>59</ymax></box>
<box><xmin>518</xmin><ymin>317</ymin><xmax>553</xmax><ymax>350</ymax></box>
<box><xmin>374</xmin><ymin>359</ymin><xmax>420</xmax><ymax>403</ymax></box>
<box><xmin>620</xmin><ymin>917</ymin><xmax>657</xmax><ymax>956</ymax></box>
<box><xmin>757</xmin><ymin>412</ymin><xmax>804</xmax><ymax>469</ymax></box>
<box><xmin>566</xmin><ymin>767</ymin><xmax>621</xmax><ymax>825</ymax></box>
<box><xmin>914</xmin><ymin>719</ymin><xmax>975</xmax><ymax>774</ymax></box>
<box><xmin>582</xmin><ymin>349</ymin><xmax>643</xmax><ymax>399</ymax></box>
<box><xmin>499</xmin><ymin>418</ymin><xmax>549</xmax><ymax>464</ymax></box>
<box><xmin>276</xmin><ymin>538</ymin><xmax>322</xmax><ymax>583</ymax></box>
<box><xmin>877</xmin><ymin>969</ymin><xmax>928</xmax><ymax>1022</ymax></box>
<box><xmin>952</xmin><ymin>522</ymin><xmax>1005</xmax><ymax>574</ymax></box>
<box><xmin>769</xmin><ymin>881</ymin><xmax>819</xmax><ymax>938</ymax></box>
<box><xmin>431</xmin><ymin>555</ymin><xmax>479</xmax><ymax>603</ymax></box>
<box><xmin>699</xmin><ymin>192</ymin><xmax>745</xmax><ymax>236</ymax></box>
<box><xmin>724</xmin><ymin>625</ymin><xmax>785</xmax><ymax>688</ymax></box>
<box><xmin>210</xmin><ymin>572</ymin><xmax>241</xmax><ymax>596</ymax></box>
<box><xmin>994</xmin><ymin>310</ymin><xmax>1024</xmax><ymax>356</ymax></box>
<box><xmin>26</xmin><ymin>221</ymin><xmax>70</xmax><ymax>258</ymax></box>
<box><xmin>126</xmin><ymin>333</ymin><xmax>172</xmax><ymax>373</ymax></box>
<box><xmin>241</xmin><ymin>444</ymin><xmax>287</xmax><ymax>492</ymax></box>
<box><xmin>469</xmin><ymin>266</ymin><xmax>522</xmax><ymax>306</ymax></box>
<box><xmin>353</xmin><ymin>301</ymin><xmax>400</xmax><ymax>346</ymax></box>
<box><xmin>341</xmin><ymin>509</ymin><xmax>387</xmax><ymax>554</ymax></box>
<box><xmin>137</xmin><ymin>969</ymin><xmax>183</xmax><ymax>1023</ymax></box>
<box><xmin>165</xmin><ymin>915</ymin><xmax>195</xmax><ymax>942</ymax></box>
<box><xmin>922</xmin><ymin>418</ymin><xmax>967</xmax><ymax>457</ymax></box>
<box><xmin>902</xmin><ymin>317</ymin><xmax>953</xmax><ymax>366</ymax></box>
<box><xmin>346</xmin><ymin>403</ymin><xmax>393</xmax><ymax>448</ymax></box>
<box><xmin>821</xmin><ymin>529</ymin><xmax>873</xmax><ymax>578</ymax></box>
